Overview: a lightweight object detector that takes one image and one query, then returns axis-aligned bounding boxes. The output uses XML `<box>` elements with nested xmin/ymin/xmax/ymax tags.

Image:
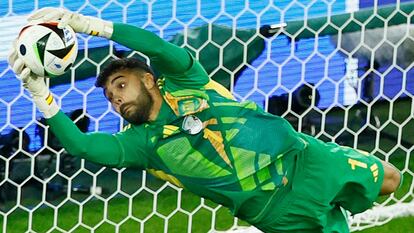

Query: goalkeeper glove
<box><xmin>8</xmin><ymin>40</ymin><xmax>59</xmax><ymax>119</ymax></box>
<box><xmin>28</xmin><ymin>7</ymin><xmax>113</xmax><ymax>39</ymax></box>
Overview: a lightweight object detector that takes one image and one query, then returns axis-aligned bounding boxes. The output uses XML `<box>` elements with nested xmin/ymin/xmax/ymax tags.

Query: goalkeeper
<box><xmin>8</xmin><ymin>8</ymin><xmax>402</xmax><ymax>233</ymax></box>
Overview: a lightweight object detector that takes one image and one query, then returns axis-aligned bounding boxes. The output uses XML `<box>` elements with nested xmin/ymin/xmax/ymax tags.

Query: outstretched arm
<box><xmin>29</xmin><ymin>8</ymin><xmax>192</xmax><ymax>76</ymax></box>
<box><xmin>28</xmin><ymin>7</ymin><xmax>210</xmax><ymax>88</ymax></box>
<box><xmin>46</xmin><ymin>111</ymin><xmax>148</xmax><ymax>168</ymax></box>
<box><xmin>110</xmin><ymin>23</ymin><xmax>192</xmax><ymax>76</ymax></box>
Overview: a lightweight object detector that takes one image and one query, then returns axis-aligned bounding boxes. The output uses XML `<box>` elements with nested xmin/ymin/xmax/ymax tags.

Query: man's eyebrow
<box><xmin>110</xmin><ymin>75</ymin><xmax>124</xmax><ymax>85</ymax></box>
<box><xmin>103</xmin><ymin>75</ymin><xmax>124</xmax><ymax>99</ymax></box>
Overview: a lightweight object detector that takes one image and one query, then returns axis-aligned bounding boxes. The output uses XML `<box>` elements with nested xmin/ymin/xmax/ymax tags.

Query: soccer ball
<box><xmin>16</xmin><ymin>22</ymin><xmax>78</xmax><ymax>77</ymax></box>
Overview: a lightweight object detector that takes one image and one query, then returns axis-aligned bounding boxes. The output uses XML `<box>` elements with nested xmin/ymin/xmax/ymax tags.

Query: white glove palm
<box><xmin>28</xmin><ymin>7</ymin><xmax>113</xmax><ymax>38</ymax></box>
<box><xmin>8</xmin><ymin>41</ymin><xmax>59</xmax><ymax>118</ymax></box>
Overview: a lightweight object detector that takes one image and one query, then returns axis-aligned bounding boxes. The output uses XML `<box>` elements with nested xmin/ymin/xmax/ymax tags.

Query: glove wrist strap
<box><xmin>33</xmin><ymin>92</ymin><xmax>60</xmax><ymax>119</ymax></box>
<box><xmin>85</xmin><ymin>17</ymin><xmax>113</xmax><ymax>38</ymax></box>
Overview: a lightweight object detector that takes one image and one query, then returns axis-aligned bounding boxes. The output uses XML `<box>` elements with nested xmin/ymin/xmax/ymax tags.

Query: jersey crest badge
<box><xmin>182</xmin><ymin>115</ymin><xmax>203</xmax><ymax>135</ymax></box>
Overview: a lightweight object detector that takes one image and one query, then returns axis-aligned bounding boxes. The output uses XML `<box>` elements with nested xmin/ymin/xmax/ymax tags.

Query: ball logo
<box><xmin>63</xmin><ymin>27</ymin><xmax>74</xmax><ymax>44</ymax></box>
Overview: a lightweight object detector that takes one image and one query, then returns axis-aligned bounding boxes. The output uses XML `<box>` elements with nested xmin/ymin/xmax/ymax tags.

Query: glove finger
<box><xmin>7</xmin><ymin>39</ymin><xmax>18</xmax><ymax>62</ymax></box>
<box><xmin>43</xmin><ymin>10</ymin><xmax>64</xmax><ymax>23</ymax></box>
<box><xmin>28</xmin><ymin>8</ymin><xmax>52</xmax><ymax>20</ymax></box>
<box><xmin>7</xmin><ymin>46</ymin><xmax>18</xmax><ymax>68</ymax></box>
<box><xmin>19</xmin><ymin>67</ymin><xmax>31</xmax><ymax>82</ymax></box>
<box><xmin>57</xmin><ymin>13</ymin><xmax>71</xmax><ymax>29</ymax></box>
<box><xmin>12</xmin><ymin>58</ymin><xmax>25</xmax><ymax>75</ymax></box>
<box><xmin>28</xmin><ymin>7</ymin><xmax>58</xmax><ymax>21</ymax></box>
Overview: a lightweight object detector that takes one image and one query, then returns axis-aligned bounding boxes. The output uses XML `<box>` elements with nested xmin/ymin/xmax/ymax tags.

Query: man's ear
<box><xmin>142</xmin><ymin>73</ymin><xmax>156</xmax><ymax>90</ymax></box>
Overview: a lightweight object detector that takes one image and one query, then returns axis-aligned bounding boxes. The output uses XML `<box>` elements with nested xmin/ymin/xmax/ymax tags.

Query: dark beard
<box><xmin>120</xmin><ymin>85</ymin><xmax>153</xmax><ymax>125</ymax></box>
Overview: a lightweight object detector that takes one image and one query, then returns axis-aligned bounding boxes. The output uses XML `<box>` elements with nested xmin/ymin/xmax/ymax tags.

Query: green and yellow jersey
<box><xmin>46</xmin><ymin>23</ymin><xmax>309</xmax><ymax>226</ymax></box>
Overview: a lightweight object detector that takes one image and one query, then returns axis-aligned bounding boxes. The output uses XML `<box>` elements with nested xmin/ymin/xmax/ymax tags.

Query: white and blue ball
<box><xmin>16</xmin><ymin>22</ymin><xmax>78</xmax><ymax>77</ymax></box>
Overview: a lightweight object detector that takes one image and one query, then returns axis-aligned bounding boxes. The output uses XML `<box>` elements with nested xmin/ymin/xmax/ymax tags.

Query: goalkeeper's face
<box><xmin>104</xmin><ymin>70</ymin><xmax>154</xmax><ymax>125</ymax></box>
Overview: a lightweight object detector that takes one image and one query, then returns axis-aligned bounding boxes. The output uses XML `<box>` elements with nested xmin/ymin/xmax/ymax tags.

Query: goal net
<box><xmin>0</xmin><ymin>0</ymin><xmax>413</xmax><ymax>232</ymax></box>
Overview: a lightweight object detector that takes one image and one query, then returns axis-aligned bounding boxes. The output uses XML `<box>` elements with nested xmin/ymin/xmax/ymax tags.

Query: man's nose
<box><xmin>113</xmin><ymin>96</ymin><xmax>123</xmax><ymax>109</ymax></box>
<box><xmin>115</xmin><ymin>96</ymin><xmax>123</xmax><ymax>105</ymax></box>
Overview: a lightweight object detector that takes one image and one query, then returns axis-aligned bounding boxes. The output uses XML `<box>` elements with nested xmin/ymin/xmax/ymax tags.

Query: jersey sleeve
<box><xmin>46</xmin><ymin>111</ymin><xmax>149</xmax><ymax>169</ymax></box>
<box><xmin>110</xmin><ymin>23</ymin><xmax>210</xmax><ymax>89</ymax></box>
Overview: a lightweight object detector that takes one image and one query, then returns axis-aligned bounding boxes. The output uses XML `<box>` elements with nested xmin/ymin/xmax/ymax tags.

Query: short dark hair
<box><xmin>95</xmin><ymin>57</ymin><xmax>155</xmax><ymax>88</ymax></box>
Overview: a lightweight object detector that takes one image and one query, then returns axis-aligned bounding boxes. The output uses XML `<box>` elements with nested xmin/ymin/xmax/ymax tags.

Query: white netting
<box><xmin>0</xmin><ymin>0</ymin><xmax>413</xmax><ymax>232</ymax></box>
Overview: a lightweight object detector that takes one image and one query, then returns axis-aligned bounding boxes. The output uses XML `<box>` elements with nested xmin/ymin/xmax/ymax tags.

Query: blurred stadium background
<box><xmin>0</xmin><ymin>0</ymin><xmax>414</xmax><ymax>232</ymax></box>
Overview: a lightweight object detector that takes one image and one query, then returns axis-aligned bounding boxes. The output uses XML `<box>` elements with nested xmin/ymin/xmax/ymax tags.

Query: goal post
<box><xmin>0</xmin><ymin>1</ymin><xmax>413</xmax><ymax>232</ymax></box>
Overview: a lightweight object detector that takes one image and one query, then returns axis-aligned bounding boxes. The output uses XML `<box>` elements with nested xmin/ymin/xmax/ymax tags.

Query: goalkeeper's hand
<box><xmin>28</xmin><ymin>7</ymin><xmax>113</xmax><ymax>39</ymax></box>
<box><xmin>8</xmin><ymin>40</ymin><xmax>59</xmax><ymax>119</ymax></box>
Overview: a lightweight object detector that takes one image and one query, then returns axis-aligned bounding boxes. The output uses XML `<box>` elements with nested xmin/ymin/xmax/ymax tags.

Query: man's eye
<box><xmin>118</xmin><ymin>83</ymin><xmax>125</xmax><ymax>88</ymax></box>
